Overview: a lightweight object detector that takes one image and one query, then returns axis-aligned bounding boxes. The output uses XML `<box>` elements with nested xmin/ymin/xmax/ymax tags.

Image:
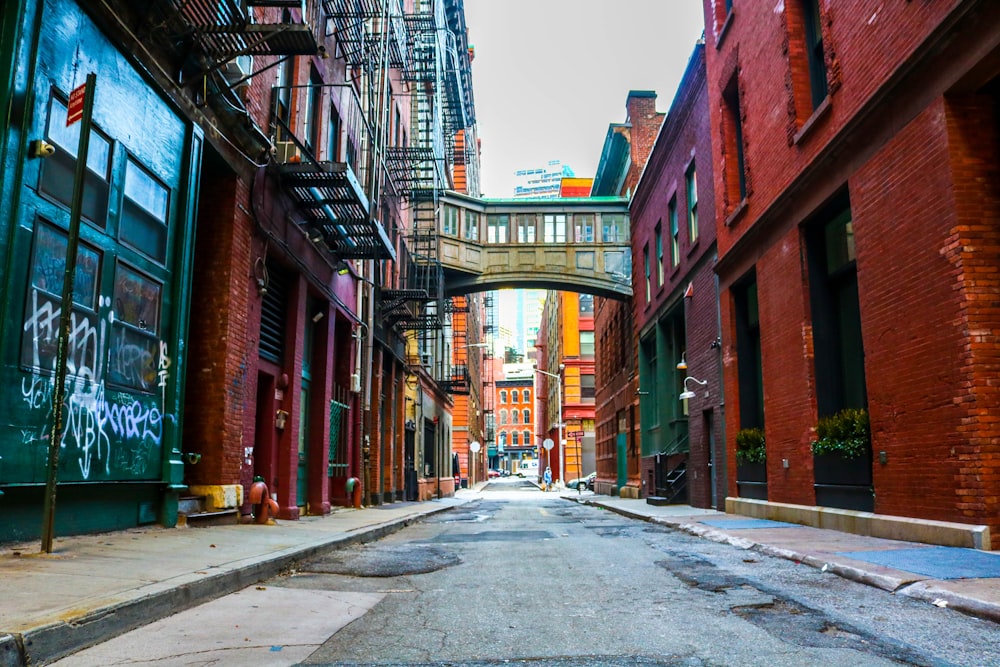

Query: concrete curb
<box><xmin>570</xmin><ymin>497</ymin><xmax>1000</xmax><ymax>623</ymax></box>
<box><xmin>5</xmin><ymin>505</ymin><xmax>455</xmax><ymax>667</ymax></box>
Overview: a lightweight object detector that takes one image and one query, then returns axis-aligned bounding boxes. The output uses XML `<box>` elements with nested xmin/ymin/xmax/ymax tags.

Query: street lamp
<box><xmin>533</xmin><ymin>364</ymin><xmax>565</xmax><ymax>486</ymax></box>
<box><xmin>679</xmin><ymin>376</ymin><xmax>708</xmax><ymax>400</ymax></box>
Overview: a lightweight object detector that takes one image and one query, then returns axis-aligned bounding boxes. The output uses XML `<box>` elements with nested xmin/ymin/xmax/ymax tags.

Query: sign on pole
<box><xmin>66</xmin><ymin>83</ymin><xmax>87</xmax><ymax>126</ymax></box>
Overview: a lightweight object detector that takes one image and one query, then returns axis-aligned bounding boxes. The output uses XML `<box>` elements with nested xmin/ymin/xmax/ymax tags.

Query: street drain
<box><xmin>300</xmin><ymin>544</ymin><xmax>461</xmax><ymax>577</ymax></box>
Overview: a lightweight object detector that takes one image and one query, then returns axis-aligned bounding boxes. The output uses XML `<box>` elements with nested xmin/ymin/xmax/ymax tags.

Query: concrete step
<box><xmin>178</xmin><ymin>508</ymin><xmax>240</xmax><ymax>528</ymax></box>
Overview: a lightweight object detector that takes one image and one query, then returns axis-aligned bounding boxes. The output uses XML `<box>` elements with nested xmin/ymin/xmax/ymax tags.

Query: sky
<box><xmin>462</xmin><ymin>0</ymin><xmax>707</xmax><ymax>198</ymax></box>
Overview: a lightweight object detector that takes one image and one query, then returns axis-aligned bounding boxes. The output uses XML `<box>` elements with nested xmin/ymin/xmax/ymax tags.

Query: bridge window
<box><xmin>516</xmin><ymin>214</ymin><xmax>535</xmax><ymax>243</ymax></box>
<box><xmin>605</xmin><ymin>251</ymin><xmax>630</xmax><ymax>281</ymax></box>
<box><xmin>669</xmin><ymin>196</ymin><xmax>680</xmax><ymax>266</ymax></box>
<box><xmin>464</xmin><ymin>211</ymin><xmax>479</xmax><ymax>241</ymax></box>
<box><xmin>686</xmin><ymin>162</ymin><xmax>699</xmax><ymax>244</ymax></box>
<box><xmin>655</xmin><ymin>222</ymin><xmax>665</xmax><ymax>287</ymax></box>
<box><xmin>602</xmin><ymin>214</ymin><xmax>627</xmax><ymax>243</ymax></box>
<box><xmin>443</xmin><ymin>205</ymin><xmax>458</xmax><ymax>236</ymax></box>
<box><xmin>487</xmin><ymin>214</ymin><xmax>509</xmax><ymax>243</ymax></box>
<box><xmin>575</xmin><ymin>215</ymin><xmax>595</xmax><ymax>242</ymax></box>
<box><xmin>543</xmin><ymin>214</ymin><xmax>566</xmax><ymax>243</ymax></box>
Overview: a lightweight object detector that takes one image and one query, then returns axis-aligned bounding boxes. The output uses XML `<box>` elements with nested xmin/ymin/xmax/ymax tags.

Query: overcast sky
<box><xmin>462</xmin><ymin>0</ymin><xmax>707</xmax><ymax>198</ymax></box>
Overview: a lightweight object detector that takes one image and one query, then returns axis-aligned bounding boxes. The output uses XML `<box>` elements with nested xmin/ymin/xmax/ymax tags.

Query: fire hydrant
<box><xmin>248</xmin><ymin>476</ymin><xmax>279</xmax><ymax>525</ymax></box>
<box><xmin>345</xmin><ymin>477</ymin><xmax>362</xmax><ymax>508</ymax></box>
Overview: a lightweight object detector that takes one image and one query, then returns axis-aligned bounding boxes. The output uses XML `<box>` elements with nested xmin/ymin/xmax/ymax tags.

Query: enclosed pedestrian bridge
<box><xmin>435</xmin><ymin>192</ymin><xmax>633</xmax><ymax>299</ymax></box>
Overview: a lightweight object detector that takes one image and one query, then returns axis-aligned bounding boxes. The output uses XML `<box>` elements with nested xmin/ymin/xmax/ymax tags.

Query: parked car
<box><xmin>566</xmin><ymin>472</ymin><xmax>596</xmax><ymax>491</ymax></box>
<box><xmin>488</xmin><ymin>469</ymin><xmax>501</xmax><ymax>479</ymax></box>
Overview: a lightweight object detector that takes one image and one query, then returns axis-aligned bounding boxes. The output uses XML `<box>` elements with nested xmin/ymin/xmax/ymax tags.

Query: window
<box><xmin>802</xmin><ymin>0</ymin><xmax>828</xmax><ymax>110</ymax></box>
<box><xmin>523</xmin><ymin>430</ymin><xmax>531</xmax><ymax>446</ymax></box>
<box><xmin>516</xmin><ymin>214</ymin><xmax>535</xmax><ymax>243</ymax></box>
<box><xmin>512</xmin><ymin>431</ymin><xmax>520</xmax><ymax>446</ymax></box>
<box><xmin>109</xmin><ymin>263</ymin><xmax>163</xmax><ymax>391</ymax></box>
<box><xmin>274</xmin><ymin>56</ymin><xmax>293</xmax><ymax>130</ymax></box>
<box><xmin>464</xmin><ymin>211</ymin><xmax>479</xmax><ymax>240</ymax></box>
<box><xmin>669</xmin><ymin>197</ymin><xmax>680</xmax><ymax>266</ymax></box>
<box><xmin>643</xmin><ymin>244</ymin><xmax>651</xmax><ymax>303</ymax></box>
<box><xmin>303</xmin><ymin>68</ymin><xmax>321</xmax><ymax>154</ymax></box>
<box><xmin>523</xmin><ymin>409</ymin><xmax>531</xmax><ymax>424</ymax></box>
<box><xmin>499</xmin><ymin>389</ymin><xmax>507</xmax><ymax>404</ymax></box>
<box><xmin>575</xmin><ymin>215</ymin><xmax>595</xmax><ymax>242</ymax></box>
<box><xmin>22</xmin><ymin>222</ymin><xmax>102</xmax><ymax>374</ymax></box>
<box><xmin>40</xmin><ymin>95</ymin><xmax>112</xmax><ymax>226</ymax></box>
<box><xmin>443</xmin><ymin>205</ymin><xmax>459</xmax><ymax>236</ymax></box>
<box><xmin>581</xmin><ymin>374</ymin><xmax>595</xmax><ymax>402</ymax></box>
<box><xmin>523</xmin><ymin>389</ymin><xmax>530</xmax><ymax>403</ymax></box>
<box><xmin>121</xmin><ymin>157</ymin><xmax>170</xmax><ymax>263</ymax></box>
<box><xmin>734</xmin><ymin>274</ymin><xmax>764</xmax><ymax>430</ymax></box>
<box><xmin>686</xmin><ymin>162</ymin><xmax>698</xmax><ymax>244</ymax></box>
<box><xmin>511</xmin><ymin>389</ymin><xmax>519</xmax><ymax>403</ymax></box>
<box><xmin>487</xmin><ymin>215</ymin><xmax>509</xmax><ymax>243</ymax></box>
<box><xmin>579</xmin><ymin>294</ymin><xmax>594</xmax><ymax>315</ymax></box>
<box><xmin>327</xmin><ymin>101</ymin><xmax>342</xmax><ymax>161</ymax></box>
<box><xmin>723</xmin><ymin>76</ymin><xmax>747</xmax><ymax>208</ymax></box>
<box><xmin>602</xmin><ymin>214</ymin><xmax>627</xmax><ymax>243</ymax></box>
<box><xmin>512</xmin><ymin>410</ymin><xmax>520</xmax><ymax>424</ymax></box>
<box><xmin>499</xmin><ymin>409</ymin><xmax>508</xmax><ymax>425</ymax></box>
<box><xmin>499</xmin><ymin>431</ymin><xmax>507</xmax><ymax>447</ymax></box>
<box><xmin>580</xmin><ymin>331</ymin><xmax>595</xmax><ymax>360</ymax></box>
<box><xmin>655</xmin><ymin>223</ymin><xmax>664</xmax><ymax>286</ymax></box>
<box><xmin>543</xmin><ymin>214</ymin><xmax>566</xmax><ymax>243</ymax></box>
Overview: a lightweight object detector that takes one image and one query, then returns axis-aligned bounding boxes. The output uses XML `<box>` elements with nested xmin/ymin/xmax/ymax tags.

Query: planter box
<box><xmin>736</xmin><ymin>462</ymin><xmax>767</xmax><ymax>500</ymax></box>
<box><xmin>813</xmin><ymin>451</ymin><xmax>873</xmax><ymax>512</ymax></box>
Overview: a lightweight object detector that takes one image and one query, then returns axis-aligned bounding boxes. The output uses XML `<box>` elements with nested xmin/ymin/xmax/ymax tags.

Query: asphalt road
<box><xmin>51</xmin><ymin>480</ymin><xmax>1000</xmax><ymax>666</ymax></box>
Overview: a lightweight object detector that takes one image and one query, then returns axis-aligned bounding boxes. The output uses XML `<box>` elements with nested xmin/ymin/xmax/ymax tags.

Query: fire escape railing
<box><xmin>270</xmin><ymin>83</ymin><xmax>395</xmax><ymax>260</ymax></box>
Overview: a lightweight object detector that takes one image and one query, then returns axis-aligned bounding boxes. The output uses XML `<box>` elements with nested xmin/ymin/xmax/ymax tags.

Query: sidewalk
<box><xmin>564</xmin><ymin>492</ymin><xmax>1000</xmax><ymax>625</ymax></box>
<box><xmin>0</xmin><ymin>495</ymin><xmax>473</xmax><ymax>667</ymax></box>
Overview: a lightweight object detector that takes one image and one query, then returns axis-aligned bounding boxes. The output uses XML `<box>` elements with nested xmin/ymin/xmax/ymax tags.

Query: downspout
<box><xmin>714</xmin><ymin>253</ymin><xmax>727</xmax><ymax>509</ymax></box>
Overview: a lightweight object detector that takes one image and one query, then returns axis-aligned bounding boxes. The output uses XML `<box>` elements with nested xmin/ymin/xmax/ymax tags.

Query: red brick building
<box><xmin>630</xmin><ymin>46</ymin><xmax>722</xmax><ymax>509</ymax></box>
<box><xmin>592</xmin><ymin>91</ymin><xmax>664</xmax><ymax>498</ymax></box>
<box><xmin>702</xmin><ymin>0</ymin><xmax>1000</xmax><ymax>536</ymax></box>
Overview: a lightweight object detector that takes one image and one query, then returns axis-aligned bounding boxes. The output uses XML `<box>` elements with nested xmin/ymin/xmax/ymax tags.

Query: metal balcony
<box><xmin>271</xmin><ymin>83</ymin><xmax>394</xmax><ymax>260</ymax></box>
<box><xmin>154</xmin><ymin>0</ymin><xmax>320</xmax><ymax>76</ymax></box>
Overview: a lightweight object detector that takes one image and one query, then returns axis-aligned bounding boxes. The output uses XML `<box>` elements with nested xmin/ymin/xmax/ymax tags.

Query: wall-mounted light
<box><xmin>312</xmin><ymin>311</ymin><xmax>324</xmax><ymax>323</ymax></box>
<box><xmin>275</xmin><ymin>409</ymin><xmax>289</xmax><ymax>430</ymax></box>
<box><xmin>679</xmin><ymin>376</ymin><xmax>708</xmax><ymax>401</ymax></box>
<box><xmin>676</xmin><ymin>354</ymin><xmax>687</xmax><ymax>371</ymax></box>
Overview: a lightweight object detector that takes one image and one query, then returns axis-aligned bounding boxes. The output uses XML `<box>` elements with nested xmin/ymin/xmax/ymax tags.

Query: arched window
<box><xmin>524</xmin><ymin>430</ymin><xmax>531</xmax><ymax>445</ymax></box>
<box><xmin>523</xmin><ymin>408</ymin><xmax>531</xmax><ymax>423</ymax></box>
<box><xmin>512</xmin><ymin>410</ymin><xmax>520</xmax><ymax>424</ymax></box>
<box><xmin>499</xmin><ymin>431</ymin><xmax>507</xmax><ymax>447</ymax></box>
<box><xmin>499</xmin><ymin>409</ymin><xmax>508</xmax><ymax>425</ymax></box>
<box><xmin>512</xmin><ymin>431</ymin><xmax>520</xmax><ymax>445</ymax></box>
<box><xmin>511</xmin><ymin>389</ymin><xmax>519</xmax><ymax>403</ymax></box>
<box><xmin>500</xmin><ymin>390</ymin><xmax>508</xmax><ymax>404</ymax></box>
<box><xmin>523</xmin><ymin>389</ymin><xmax>530</xmax><ymax>403</ymax></box>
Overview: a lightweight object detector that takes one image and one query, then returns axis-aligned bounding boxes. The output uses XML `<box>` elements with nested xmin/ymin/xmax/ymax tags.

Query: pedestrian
<box><xmin>543</xmin><ymin>466</ymin><xmax>552</xmax><ymax>492</ymax></box>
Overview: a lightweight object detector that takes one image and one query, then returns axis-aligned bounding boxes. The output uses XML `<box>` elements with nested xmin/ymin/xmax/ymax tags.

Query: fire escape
<box><xmin>380</xmin><ymin>0</ymin><xmax>475</xmax><ymax>394</ymax></box>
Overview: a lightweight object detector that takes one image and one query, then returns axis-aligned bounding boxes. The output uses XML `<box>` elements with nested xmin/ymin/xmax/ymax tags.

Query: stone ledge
<box><xmin>725</xmin><ymin>497</ymin><xmax>991</xmax><ymax>550</ymax></box>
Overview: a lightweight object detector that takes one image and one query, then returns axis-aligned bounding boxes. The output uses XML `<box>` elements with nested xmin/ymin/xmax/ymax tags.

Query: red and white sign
<box><xmin>66</xmin><ymin>83</ymin><xmax>87</xmax><ymax>126</ymax></box>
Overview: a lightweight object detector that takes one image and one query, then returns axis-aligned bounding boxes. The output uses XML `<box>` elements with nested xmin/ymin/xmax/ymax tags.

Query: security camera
<box><xmin>29</xmin><ymin>139</ymin><xmax>55</xmax><ymax>158</ymax></box>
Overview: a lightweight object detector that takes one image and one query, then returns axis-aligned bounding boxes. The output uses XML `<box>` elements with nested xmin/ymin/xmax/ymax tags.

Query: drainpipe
<box><xmin>714</xmin><ymin>255</ymin><xmax>727</xmax><ymax>510</ymax></box>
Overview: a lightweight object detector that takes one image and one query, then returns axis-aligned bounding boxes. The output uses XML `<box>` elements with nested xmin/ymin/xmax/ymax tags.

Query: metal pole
<box><xmin>41</xmin><ymin>73</ymin><xmax>96</xmax><ymax>553</ymax></box>
<box><xmin>557</xmin><ymin>374</ymin><xmax>564</xmax><ymax>486</ymax></box>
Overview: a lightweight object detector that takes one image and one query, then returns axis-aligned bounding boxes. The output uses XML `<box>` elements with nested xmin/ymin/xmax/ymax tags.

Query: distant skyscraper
<box><xmin>512</xmin><ymin>159</ymin><xmax>575</xmax><ymax>199</ymax></box>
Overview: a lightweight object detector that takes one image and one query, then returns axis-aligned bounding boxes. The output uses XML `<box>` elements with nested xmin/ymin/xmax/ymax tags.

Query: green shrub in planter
<box><xmin>810</xmin><ymin>408</ymin><xmax>870</xmax><ymax>460</ymax></box>
<box><xmin>735</xmin><ymin>427</ymin><xmax>766</xmax><ymax>465</ymax></box>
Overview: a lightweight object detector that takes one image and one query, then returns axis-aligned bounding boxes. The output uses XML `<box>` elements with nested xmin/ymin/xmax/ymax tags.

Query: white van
<box><xmin>517</xmin><ymin>459</ymin><xmax>539</xmax><ymax>478</ymax></box>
